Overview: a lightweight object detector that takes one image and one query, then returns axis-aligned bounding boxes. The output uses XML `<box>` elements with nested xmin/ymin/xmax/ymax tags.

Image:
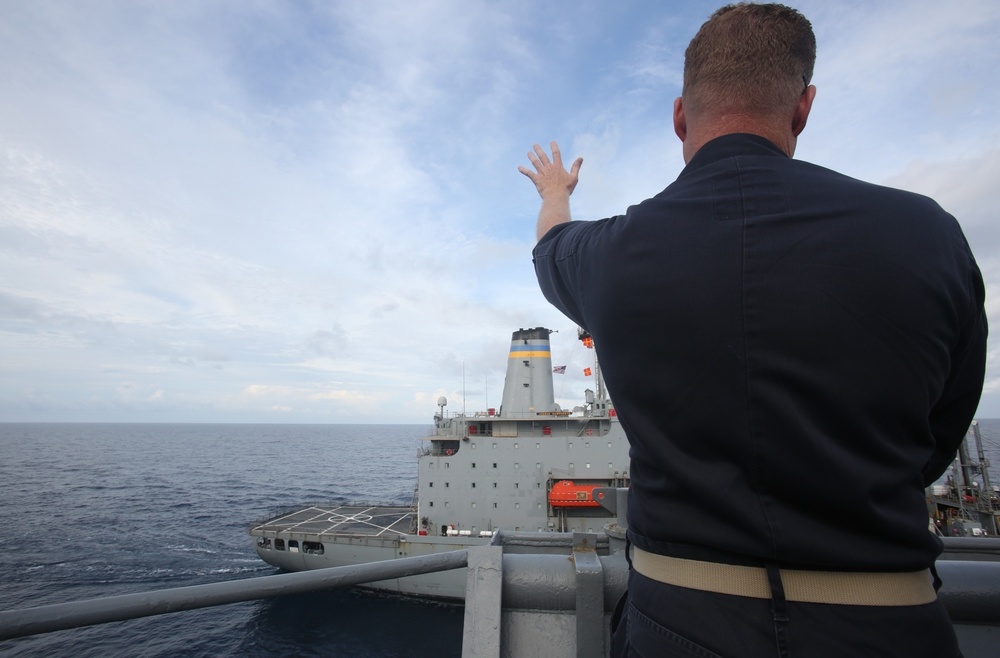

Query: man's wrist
<box><xmin>539</xmin><ymin>188</ymin><xmax>571</xmax><ymax>204</ymax></box>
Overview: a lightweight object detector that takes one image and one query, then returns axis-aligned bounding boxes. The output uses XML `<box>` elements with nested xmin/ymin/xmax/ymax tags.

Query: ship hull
<box><xmin>252</xmin><ymin>530</ymin><xmax>487</xmax><ymax>600</ymax></box>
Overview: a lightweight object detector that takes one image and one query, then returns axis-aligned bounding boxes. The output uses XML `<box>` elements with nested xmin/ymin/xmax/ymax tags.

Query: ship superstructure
<box><xmin>927</xmin><ymin>421</ymin><xmax>1000</xmax><ymax>537</ymax></box>
<box><xmin>248</xmin><ymin>327</ymin><xmax>630</xmax><ymax>599</ymax></box>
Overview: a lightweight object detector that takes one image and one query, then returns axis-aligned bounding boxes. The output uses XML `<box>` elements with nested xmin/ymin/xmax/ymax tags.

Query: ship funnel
<box><xmin>498</xmin><ymin>327</ymin><xmax>557</xmax><ymax>418</ymax></box>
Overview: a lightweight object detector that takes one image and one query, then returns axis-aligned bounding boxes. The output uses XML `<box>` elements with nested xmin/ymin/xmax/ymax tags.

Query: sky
<box><xmin>2</xmin><ymin>0</ymin><xmax>999</xmax><ymax>424</ymax></box>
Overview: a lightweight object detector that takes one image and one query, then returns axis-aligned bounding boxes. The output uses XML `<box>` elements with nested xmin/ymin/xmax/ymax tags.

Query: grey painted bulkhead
<box><xmin>417</xmin><ymin>415</ymin><xmax>627</xmax><ymax>535</ymax></box>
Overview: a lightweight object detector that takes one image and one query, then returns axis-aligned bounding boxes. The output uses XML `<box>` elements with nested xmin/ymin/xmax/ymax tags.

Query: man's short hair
<box><xmin>683</xmin><ymin>3</ymin><xmax>816</xmax><ymax>119</ymax></box>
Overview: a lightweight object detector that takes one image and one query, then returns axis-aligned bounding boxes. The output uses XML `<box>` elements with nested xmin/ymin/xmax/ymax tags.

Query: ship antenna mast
<box><xmin>577</xmin><ymin>327</ymin><xmax>606</xmax><ymax>402</ymax></box>
<box><xmin>595</xmin><ymin>351</ymin><xmax>605</xmax><ymax>401</ymax></box>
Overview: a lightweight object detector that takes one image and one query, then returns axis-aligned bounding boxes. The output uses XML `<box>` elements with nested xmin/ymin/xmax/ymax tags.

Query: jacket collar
<box><xmin>680</xmin><ymin>133</ymin><xmax>788</xmax><ymax>177</ymax></box>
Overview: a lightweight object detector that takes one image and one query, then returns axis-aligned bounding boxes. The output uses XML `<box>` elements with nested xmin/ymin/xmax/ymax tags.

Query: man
<box><xmin>521</xmin><ymin>4</ymin><xmax>986</xmax><ymax>657</ymax></box>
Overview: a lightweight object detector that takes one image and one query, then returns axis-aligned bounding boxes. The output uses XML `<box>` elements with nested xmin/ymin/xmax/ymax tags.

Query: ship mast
<box><xmin>594</xmin><ymin>345</ymin><xmax>605</xmax><ymax>402</ymax></box>
<box><xmin>577</xmin><ymin>327</ymin><xmax>606</xmax><ymax>402</ymax></box>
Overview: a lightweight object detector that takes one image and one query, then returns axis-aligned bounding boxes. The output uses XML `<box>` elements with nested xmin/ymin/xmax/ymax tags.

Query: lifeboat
<box><xmin>548</xmin><ymin>480</ymin><xmax>601</xmax><ymax>508</ymax></box>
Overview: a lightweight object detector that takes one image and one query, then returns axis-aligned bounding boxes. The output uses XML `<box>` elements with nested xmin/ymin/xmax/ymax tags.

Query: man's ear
<box><xmin>792</xmin><ymin>85</ymin><xmax>816</xmax><ymax>137</ymax></box>
<box><xmin>673</xmin><ymin>97</ymin><xmax>687</xmax><ymax>142</ymax></box>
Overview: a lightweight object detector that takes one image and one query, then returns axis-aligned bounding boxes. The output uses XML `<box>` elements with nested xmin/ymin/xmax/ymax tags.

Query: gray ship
<box><xmin>249</xmin><ymin>326</ymin><xmax>630</xmax><ymax>600</ymax></box>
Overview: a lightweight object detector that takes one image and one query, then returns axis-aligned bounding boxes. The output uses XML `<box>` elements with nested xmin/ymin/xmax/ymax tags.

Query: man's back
<box><xmin>534</xmin><ymin>133</ymin><xmax>986</xmax><ymax>571</ymax></box>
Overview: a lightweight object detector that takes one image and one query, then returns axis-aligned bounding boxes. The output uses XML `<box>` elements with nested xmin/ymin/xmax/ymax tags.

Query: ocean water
<box><xmin>2</xmin><ymin>421</ymin><xmax>999</xmax><ymax>657</ymax></box>
<box><xmin>0</xmin><ymin>424</ymin><xmax>464</xmax><ymax>657</ymax></box>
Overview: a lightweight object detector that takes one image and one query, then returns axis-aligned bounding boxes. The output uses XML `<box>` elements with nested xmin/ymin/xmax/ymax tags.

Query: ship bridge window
<box><xmin>472</xmin><ymin>482</ymin><xmax>476</xmax><ymax>488</ymax></box>
<box><xmin>275</xmin><ymin>539</ymin><xmax>286</xmax><ymax>551</ymax></box>
<box><xmin>429</xmin><ymin>482</ymin><xmax>434</xmax><ymax>487</ymax></box>
<box><xmin>429</xmin><ymin>502</ymin><xmax>434</xmax><ymax>507</ymax></box>
<box><xmin>472</xmin><ymin>463</ymin><xmax>476</xmax><ymax>468</ymax></box>
<box><xmin>445</xmin><ymin>482</ymin><xmax>450</xmax><ymax>487</ymax></box>
<box><xmin>303</xmin><ymin>541</ymin><xmax>324</xmax><ymax>555</ymax></box>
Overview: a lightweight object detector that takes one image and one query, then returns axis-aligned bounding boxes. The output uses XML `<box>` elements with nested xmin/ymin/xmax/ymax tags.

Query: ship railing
<box><xmin>932</xmin><ymin>489</ymin><xmax>1000</xmax><ymax>512</ymax></box>
<box><xmin>6</xmin><ymin>489</ymin><xmax>1000</xmax><ymax>657</ymax></box>
<box><xmin>0</xmin><ymin>550</ymin><xmax>469</xmax><ymax>643</ymax></box>
<box><xmin>3</xmin><ymin>545</ymin><xmax>1000</xmax><ymax>657</ymax></box>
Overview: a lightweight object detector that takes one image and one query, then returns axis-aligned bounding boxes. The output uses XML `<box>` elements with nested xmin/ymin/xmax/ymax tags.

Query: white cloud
<box><xmin>2</xmin><ymin>0</ymin><xmax>1000</xmax><ymax>421</ymax></box>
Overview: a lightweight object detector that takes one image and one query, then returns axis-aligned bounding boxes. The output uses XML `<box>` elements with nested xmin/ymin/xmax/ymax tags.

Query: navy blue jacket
<box><xmin>534</xmin><ymin>134</ymin><xmax>987</xmax><ymax>571</ymax></box>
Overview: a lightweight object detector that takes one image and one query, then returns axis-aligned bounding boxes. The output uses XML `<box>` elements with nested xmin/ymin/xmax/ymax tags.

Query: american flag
<box><xmin>552</xmin><ymin>365</ymin><xmax>566</xmax><ymax>374</ymax></box>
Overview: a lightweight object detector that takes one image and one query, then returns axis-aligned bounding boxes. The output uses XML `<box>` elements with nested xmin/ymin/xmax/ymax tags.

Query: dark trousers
<box><xmin>610</xmin><ymin>570</ymin><xmax>962</xmax><ymax>658</ymax></box>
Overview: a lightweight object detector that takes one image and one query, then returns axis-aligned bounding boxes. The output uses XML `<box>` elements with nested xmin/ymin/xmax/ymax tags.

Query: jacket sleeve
<box><xmin>922</xmin><ymin>255</ymin><xmax>988</xmax><ymax>484</ymax></box>
<box><xmin>532</xmin><ymin>222</ymin><xmax>590</xmax><ymax>330</ymax></box>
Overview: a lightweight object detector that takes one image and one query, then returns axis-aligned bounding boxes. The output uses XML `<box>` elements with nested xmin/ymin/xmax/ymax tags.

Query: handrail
<box><xmin>0</xmin><ymin>549</ymin><xmax>468</xmax><ymax>641</ymax></box>
<box><xmin>3</xmin><ymin>534</ymin><xmax>1000</xmax><ymax>652</ymax></box>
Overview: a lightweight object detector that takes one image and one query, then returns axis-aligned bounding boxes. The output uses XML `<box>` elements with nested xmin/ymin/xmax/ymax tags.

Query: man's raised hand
<box><xmin>518</xmin><ymin>141</ymin><xmax>583</xmax><ymax>200</ymax></box>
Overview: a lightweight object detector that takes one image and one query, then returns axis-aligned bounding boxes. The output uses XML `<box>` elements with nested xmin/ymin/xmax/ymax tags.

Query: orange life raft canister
<box><xmin>547</xmin><ymin>480</ymin><xmax>601</xmax><ymax>508</ymax></box>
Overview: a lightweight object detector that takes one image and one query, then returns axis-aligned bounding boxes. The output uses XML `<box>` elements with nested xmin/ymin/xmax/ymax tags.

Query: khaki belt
<box><xmin>633</xmin><ymin>547</ymin><xmax>936</xmax><ymax>606</ymax></box>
